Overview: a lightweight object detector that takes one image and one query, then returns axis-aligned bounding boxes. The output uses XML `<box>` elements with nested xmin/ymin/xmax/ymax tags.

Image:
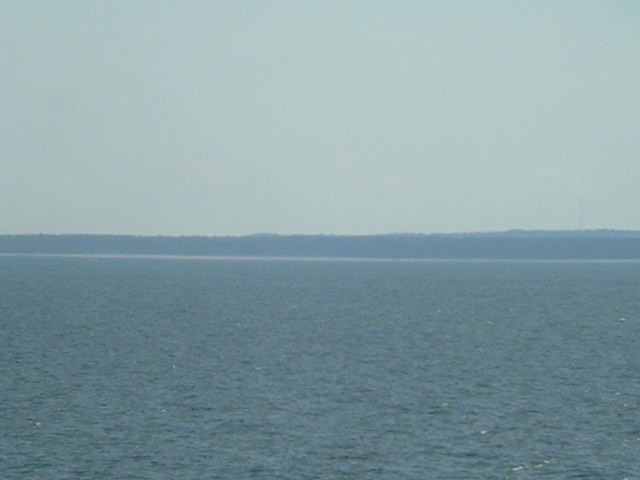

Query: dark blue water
<box><xmin>2</xmin><ymin>256</ymin><xmax>639</xmax><ymax>479</ymax></box>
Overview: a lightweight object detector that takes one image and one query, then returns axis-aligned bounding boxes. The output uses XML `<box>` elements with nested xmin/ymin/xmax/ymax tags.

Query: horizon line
<box><xmin>2</xmin><ymin>228</ymin><xmax>640</xmax><ymax>238</ymax></box>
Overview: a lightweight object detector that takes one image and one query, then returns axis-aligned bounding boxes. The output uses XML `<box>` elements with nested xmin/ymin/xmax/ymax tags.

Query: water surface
<box><xmin>2</xmin><ymin>256</ymin><xmax>639</xmax><ymax>479</ymax></box>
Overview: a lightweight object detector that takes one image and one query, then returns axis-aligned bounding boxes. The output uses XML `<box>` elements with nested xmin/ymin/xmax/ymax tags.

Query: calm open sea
<box><xmin>2</xmin><ymin>256</ymin><xmax>639</xmax><ymax>479</ymax></box>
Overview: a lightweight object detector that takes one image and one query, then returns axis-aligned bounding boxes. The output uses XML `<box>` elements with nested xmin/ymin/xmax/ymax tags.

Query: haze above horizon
<box><xmin>3</xmin><ymin>1</ymin><xmax>639</xmax><ymax>236</ymax></box>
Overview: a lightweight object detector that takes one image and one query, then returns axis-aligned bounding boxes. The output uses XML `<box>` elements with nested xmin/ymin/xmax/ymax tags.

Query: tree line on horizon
<box><xmin>1</xmin><ymin>232</ymin><xmax>640</xmax><ymax>259</ymax></box>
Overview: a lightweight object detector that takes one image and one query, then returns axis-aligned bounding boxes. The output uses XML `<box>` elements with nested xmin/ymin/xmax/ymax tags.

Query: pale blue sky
<box><xmin>2</xmin><ymin>1</ymin><xmax>639</xmax><ymax>235</ymax></box>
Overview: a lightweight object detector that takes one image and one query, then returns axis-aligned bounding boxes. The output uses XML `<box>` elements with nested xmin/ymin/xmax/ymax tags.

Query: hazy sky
<box><xmin>2</xmin><ymin>1</ymin><xmax>639</xmax><ymax>235</ymax></box>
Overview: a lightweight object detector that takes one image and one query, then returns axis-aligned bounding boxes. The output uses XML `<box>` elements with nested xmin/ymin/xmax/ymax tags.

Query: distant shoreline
<box><xmin>2</xmin><ymin>254</ymin><xmax>640</xmax><ymax>264</ymax></box>
<box><xmin>3</xmin><ymin>231</ymin><xmax>640</xmax><ymax>260</ymax></box>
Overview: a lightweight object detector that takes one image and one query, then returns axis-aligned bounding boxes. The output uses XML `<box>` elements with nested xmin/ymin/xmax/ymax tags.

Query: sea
<box><xmin>1</xmin><ymin>255</ymin><xmax>639</xmax><ymax>479</ymax></box>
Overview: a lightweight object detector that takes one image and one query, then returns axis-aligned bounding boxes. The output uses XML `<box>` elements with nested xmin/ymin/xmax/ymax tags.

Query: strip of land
<box><xmin>2</xmin><ymin>231</ymin><xmax>640</xmax><ymax>259</ymax></box>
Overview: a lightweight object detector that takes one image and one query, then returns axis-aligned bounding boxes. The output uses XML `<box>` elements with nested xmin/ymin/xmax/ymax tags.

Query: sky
<box><xmin>2</xmin><ymin>1</ymin><xmax>639</xmax><ymax>236</ymax></box>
